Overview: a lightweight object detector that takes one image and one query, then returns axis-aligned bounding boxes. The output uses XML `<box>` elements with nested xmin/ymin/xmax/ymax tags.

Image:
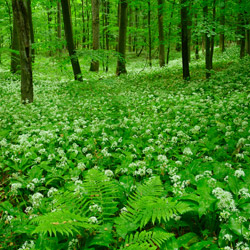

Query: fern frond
<box><xmin>31</xmin><ymin>209</ymin><xmax>95</xmax><ymax>237</ymax></box>
<box><xmin>83</xmin><ymin>169</ymin><xmax>119</xmax><ymax>222</ymax></box>
<box><xmin>120</xmin><ymin>177</ymin><xmax>192</xmax><ymax>229</ymax></box>
<box><xmin>121</xmin><ymin>230</ymin><xmax>173</xmax><ymax>249</ymax></box>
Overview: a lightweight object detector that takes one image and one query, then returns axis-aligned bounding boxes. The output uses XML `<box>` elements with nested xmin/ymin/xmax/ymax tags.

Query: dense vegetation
<box><xmin>0</xmin><ymin>46</ymin><xmax>250</xmax><ymax>249</ymax></box>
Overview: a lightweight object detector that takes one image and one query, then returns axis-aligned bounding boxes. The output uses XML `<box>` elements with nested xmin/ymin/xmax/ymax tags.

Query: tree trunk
<box><xmin>203</xmin><ymin>4</ymin><xmax>211</xmax><ymax>79</ymax></box>
<box><xmin>219</xmin><ymin>0</ymin><xmax>225</xmax><ymax>52</ymax></box>
<box><xmin>5</xmin><ymin>0</ymin><xmax>13</xmax><ymax>48</ymax></box>
<box><xmin>90</xmin><ymin>0</ymin><xmax>100</xmax><ymax>71</ymax></box>
<box><xmin>134</xmin><ymin>7</ymin><xmax>139</xmax><ymax>53</ymax></box>
<box><xmin>86</xmin><ymin>0</ymin><xmax>90</xmax><ymax>49</ymax></box>
<box><xmin>128</xmin><ymin>6</ymin><xmax>133</xmax><ymax>52</ymax></box>
<box><xmin>82</xmin><ymin>0</ymin><xmax>86</xmax><ymax>47</ymax></box>
<box><xmin>187</xmin><ymin>4</ymin><xmax>192</xmax><ymax>62</ymax></box>
<box><xmin>239</xmin><ymin>0</ymin><xmax>245</xmax><ymax>59</ymax></box>
<box><xmin>12</xmin><ymin>0</ymin><xmax>33</xmax><ymax>103</ymax></box>
<box><xmin>105</xmin><ymin>0</ymin><xmax>110</xmax><ymax>72</ymax></box>
<box><xmin>194</xmin><ymin>13</ymin><xmax>199</xmax><ymax>59</ymax></box>
<box><xmin>148</xmin><ymin>0</ymin><xmax>152</xmax><ymax>67</ymax></box>
<box><xmin>247</xmin><ymin>25</ymin><xmax>250</xmax><ymax>55</ymax></box>
<box><xmin>27</xmin><ymin>0</ymin><xmax>34</xmax><ymax>62</ymax></box>
<box><xmin>47</xmin><ymin>0</ymin><xmax>53</xmax><ymax>56</ymax></box>
<box><xmin>181</xmin><ymin>0</ymin><xmax>190</xmax><ymax>80</ymax></box>
<box><xmin>210</xmin><ymin>0</ymin><xmax>216</xmax><ymax>68</ymax></box>
<box><xmin>61</xmin><ymin>0</ymin><xmax>83</xmax><ymax>81</ymax></box>
<box><xmin>57</xmin><ymin>1</ymin><xmax>62</xmax><ymax>55</ymax></box>
<box><xmin>157</xmin><ymin>0</ymin><xmax>165</xmax><ymax>67</ymax></box>
<box><xmin>11</xmin><ymin>3</ymin><xmax>20</xmax><ymax>74</ymax></box>
<box><xmin>116</xmin><ymin>0</ymin><xmax>128</xmax><ymax>76</ymax></box>
<box><xmin>166</xmin><ymin>0</ymin><xmax>175</xmax><ymax>64</ymax></box>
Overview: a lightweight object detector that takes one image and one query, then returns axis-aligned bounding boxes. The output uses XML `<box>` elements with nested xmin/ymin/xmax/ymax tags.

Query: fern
<box><xmin>83</xmin><ymin>169</ymin><xmax>119</xmax><ymax>222</ymax></box>
<box><xmin>31</xmin><ymin>209</ymin><xmax>95</xmax><ymax>236</ymax></box>
<box><xmin>120</xmin><ymin>177</ymin><xmax>192</xmax><ymax>229</ymax></box>
<box><xmin>120</xmin><ymin>230</ymin><xmax>173</xmax><ymax>250</ymax></box>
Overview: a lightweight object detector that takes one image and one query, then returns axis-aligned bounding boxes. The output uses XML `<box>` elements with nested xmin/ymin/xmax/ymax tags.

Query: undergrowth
<box><xmin>0</xmin><ymin>46</ymin><xmax>250</xmax><ymax>250</ymax></box>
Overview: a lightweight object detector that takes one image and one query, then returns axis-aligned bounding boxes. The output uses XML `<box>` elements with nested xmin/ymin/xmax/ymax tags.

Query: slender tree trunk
<box><xmin>181</xmin><ymin>0</ymin><xmax>190</xmax><ymax>80</ymax></box>
<box><xmin>5</xmin><ymin>0</ymin><xmax>13</xmax><ymax>48</ymax></box>
<box><xmin>61</xmin><ymin>0</ymin><xmax>83</xmax><ymax>81</ymax></box>
<box><xmin>27</xmin><ymin>0</ymin><xmax>34</xmax><ymax>62</ymax></box>
<box><xmin>105</xmin><ymin>0</ymin><xmax>110</xmax><ymax>72</ymax></box>
<box><xmin>12</xmin><ymin>0</ymin><xmax>33</xmax><ymax>103</ymax></box>
<box><xmin>239</xmin><ymin>0</ymin><xmax>245</xmax><ymax>59</ymax></box>
<box><xmin>203</xmin><ymin>4</ymin><xmax>211</xmax><ymax>79</ymax></box>
<box><xmin>247</xmin><ymin>23</ymin><xmax>250</xmax><ymax>55</ymax></box>
<box><xmin>116</xmin><ymin>0</ymin><xmax>128</xmax><ymax>76</ymax></box>
<box><xmin>47</xmin><ymin>0</ymin><xmax>53</xmax><ymax>56</ymax></box>
<box><xmin>128</xmin><ymin>6</ymin><xmax>133</xmax><ymax>52</ymax></box>
<box><xmin>219</xmin><ymin>0</ymin><xmax>225</xmax><ymax>52</ymax></box>
<box><xmin>90</xmin><ymin>0</ymin><xmax>100</xmax><ymax>71</ymax></box>
<box><xmin>194</xmin><ymin>13</ymin><xmax>199</xmax><ymax>59</ymax></box>
<box><xmin>57</xmin><ymin>1</ymin><xmax>62</xmax><ymax>55</ymax></box>
<box><xmin>86</xmin><ymin>0</ymin><xmax>90</xmax><ymax>49</ymax></box>
<box><xmin>148</xmin><ymin>0</ymin><xmax>152</xmax><ymax>67</ymax></box>
<box><xmin>210</xmin><ymin>0</ymin><xmax>216</xmax><ymax>68</ymax></box>
<box><xmin>166</xmin><ymin>0</ymin><xmax>175</xmax><ymax>64</ymax></box>
<box><xmin>134</xmin><ymin>7</ymin><xmax>139</xmax><ymax>54</ymax></box>
<box><xmin>82</xmin><ymin>0</ymin><xmax>86</xmax><ymax>47</ymax></box>
<box><xmin>157</xmin><ymin>0</ymin><xmax>165</xmax><ymax>67</ymax></box>
<box><xmin>11</xmin><ymin>3</ymin><xmax>20</xmax><ymax>74</ymax></box>
<box><xmin>187</xmin><ymin>4</ymin><xmax>192</xmax><ymax>62</ymax></box>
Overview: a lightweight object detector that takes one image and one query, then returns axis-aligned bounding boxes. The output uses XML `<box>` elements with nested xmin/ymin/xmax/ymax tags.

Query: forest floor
<box><xmin>0</xmin><ymin>46</ymin><xmax>250</xmax><ymax>250</ymax></box>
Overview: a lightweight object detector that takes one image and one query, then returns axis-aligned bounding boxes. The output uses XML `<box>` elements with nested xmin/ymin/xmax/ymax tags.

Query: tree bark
<box><xmin>181</xmin><ymin>0</ymin><xmax>190</xmax><ymax>80</ymax></box>
<box><xmin>57</xmin><ymin>1</ymin><xmax>62</xmax><ymax>55</ymax></box>
<box><xmin>210</xmin><ymin>0</ymin><xmax>216</xmax><ymax>69</ymax></box>
<box><xmin>105</xmin><ymin>0</ymin><xmax>110</xmax><ymax>72</ymax></box>
<box><xmin>166</xmin><ymin>0</ymin><xmax>175</xmax><ymax>64</ymax></box>
<box><xmin>116</xmin><ymin>0</ymin><xmax>128</xmax><ymax>76</ymax></box>
<box><xmin>239</xmin><ymin>0</ymin><xmax>245</xmax><ymax>59</ymax></box>
<box><xmin>11</xmin><ymin>2</ymin><xmax>20</xmax><ymax>74</ymax></box>
<box><xmin>61</xmin><ymin>0</ymin><xmax>83</xmax><ymax>81</ymax></box>
<box><xmin>203</xmin><ymin>4</ymin><xmax>211</xmax><ymax>79</ymax></box>
<box><xmin>128</xmin><ymin>6</ymin><xmax>133</xmax><ymax>52</ymax></box>
<box><xmin>219</xmin><ymin>0</ymin><xmax>225</xmax><ymax>52</ymax></box>
<box><xmin>148</xmin><ymin>0</ymin><xmax>152</xmax><ymax>67</ymax></box>
<box><xmin>90</xmin><ymin>0</ymin><xmax>100</xmax><ymax>71</ymax></box>
<box><xmin>194</xmin><ymin>13</ymin><xmax>199</xmax><ymax>59</ymax></box>
<box><xmin>157</xmin><ymin>0</ymin><xmax>165</xmax><ymax>67</ymax></box>
<box><xmin>27</xmin><ymin>0</ymin><xmax>34</xmax><ymax>62</ymax></box>
<box><xmin>12</xmin><ymin>0</ymin><xmax>33</xmax><ymax>103</ymax></box>
<box><xmin>82</xmin><ymin>0</ymin><xmax>86</xmax><ymax>47</ymax></box>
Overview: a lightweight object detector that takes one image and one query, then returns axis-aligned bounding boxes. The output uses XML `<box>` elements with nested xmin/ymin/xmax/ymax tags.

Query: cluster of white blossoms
<box><xmin>11</xmin><ymin>182</ymin><xmax>22</xmax><ymax>195</ymax></box>
<box><xmin>30</xmin><ymin>192</ymin><xmax>44</xmax><ymax>208</ymax></box>
<box><xmin>234</xmin><ymin>168</ymin><xmax>245</xmax><ymax>178</ymax></box>
<box><xmin>88</xmin><ymin>216</ymin><xmax>98</xmax><ymax>224</ymax></box>
<box><xmin>47</xmin><ymin>187</ymin><xmax>58</xmax><ymax>197</ymax></box>
<box><xmin>67</xmin><ymin>239</ymin><xmax>78</xmax><ymax>250</ymax></box>
<box><xmin>183</xmin><ymin>147</ymin><xmax>193</xmax><ymax>156</ymax></box>
<box><xmin>18</xmin><ymin>240</ymin><xmax>35</xmax><ymax>250</ymax></box>
<box><xmin>239</xmin><ymin>188</ymin><xmax>250</xmax><ymax>199</ymax></box>
<box><xmin>104</xmin><ymin>169</ymin><xmax>114</xmax><ymax>178</ymax></box>
<box><xmin>26</xmin><ymin>178</ymin><xmax>45</xmax><ymax>191</ymax></box>
<box><xmin>212</xmin><ymin>187</ymin><xmax>237</xmax><ymax>215</ymax></box>
<box><xmin>89</xmin><ymin>203</ymin><xmax>102</xmax><ymax>213</ymax></box>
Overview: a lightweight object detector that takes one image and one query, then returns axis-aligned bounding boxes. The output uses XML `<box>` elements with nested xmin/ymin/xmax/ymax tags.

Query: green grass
<box><xmin>0</xmin><ymin>46</ymin><xmax>250</xmax><ymax>250</ymax></box>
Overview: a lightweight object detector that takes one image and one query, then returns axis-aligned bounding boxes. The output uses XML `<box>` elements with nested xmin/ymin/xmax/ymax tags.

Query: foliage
<box><xmin>0</xmin><ymin>47</ymin><xmax>250</xmax><ymax>249</ymax></box>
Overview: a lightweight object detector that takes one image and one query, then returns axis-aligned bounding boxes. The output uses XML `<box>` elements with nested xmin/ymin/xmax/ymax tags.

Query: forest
<box><xmin>0</xmin><ymin>0</ymin><xmax>250</xmax><ymax>249</ymax></box>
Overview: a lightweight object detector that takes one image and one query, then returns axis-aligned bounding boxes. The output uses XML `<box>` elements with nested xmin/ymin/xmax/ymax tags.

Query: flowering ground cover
<box><xmin>0</xmin><ymin>48</ymin><xmax>250</xmax><ymax>250</ymax></box>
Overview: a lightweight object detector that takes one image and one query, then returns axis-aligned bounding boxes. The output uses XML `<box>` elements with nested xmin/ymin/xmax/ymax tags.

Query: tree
<box><xmin>61</xmin><ymin>0</ymin><xmax>83</xmax><ymax>81</ymax></box>
<box><xmin>90</xmin><ymin>0</ymin><xmax>100</xmax><ymax>72</ymax></box>
<box><xmin>219</xmin><ymin>0</ymin><xmax>226</xmax><ymax>52</ymax></box>
<box><xmin>11</xmin><ymin>1</ymin><xmax>20</xmax><ymax>74</ymax></box>
<box><xmin>116</xmin><ymin>0</ymin><xmax>128</xmax><ymax>76</ymax></box>
<box><xmin>148</xmin><ymin>0</ymin><xmax>152</xmax><ymax>67</ymax></box>
<box><xmin>181</xmin><ymin>0</ymin><xmax>190</xmax><ymax>80</ymax></box>
<box><xmin>157</xmin><ymin>0</ymin><xmax>165</xmax><ymax>67</ymax></box>
<box><xmin>203</xmin><ymin>2</ymin><xmax>212</xmax><ymax>79</ymax></box>
<box><xmin>12</xmin><ymin>0</ymin><xmax>33</xmax><ymax>103</ymax></box>
<box><xmin>27</xmin><ymin>0</ymin><xmax>34</xmax><ymax>62</ymax></box>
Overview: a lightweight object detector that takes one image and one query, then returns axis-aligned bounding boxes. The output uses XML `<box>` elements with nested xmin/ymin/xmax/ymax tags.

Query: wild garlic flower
<box><xmin>88</xmin><ymin>216</ymin><xmax>98</xmax><ymax>224</ymax></box>
<box><xmin>77</xmin><ymin>162</ymin><xmax>86</xmax><ymax>171</ymax></box>
<box><xmin>30</xmin><ymin>192</ymin><xmax>43</xmax><ymax>207</ymax></box>
<box><xmin>47</xmin><ymin>187</ymin><xmax>58</xmax><ymax>197</ymax></box>
<box><xmin>183</xmin><ymin>147</ymin><xmax>193</xmax><ymax>156</ymax></box>
<box><xmin>104</xmin><ymin>169</ymin><xmax>114</xmax><ymax>177</ymax></box>
<box><xmin>223</xmin><ymin>234</ymin><xmax>233</xmax><ymax>241</ymax></box>
<box><xmin>89</xmin><ymin>204</ymin><xmax>102</xmax><ymax>213</ymax></box>
<box><xmin>239</xmin><ymin>188</ymin><xmax>250</xmax><ymax>199</ymax></box>
<box><xmin>234</xmin><ymin>168</ymin><xmax>245</xmax><ymax>178</ymax></box>
<box><xmin>11</xmin><ymin>183</ymin><xmax>22</xmax><ymax>194</ymax></box>
<box><xmin>18</xmin><ymin>240</ymin><xmax>35</xmax><ymax>250</ymax></box>
<box><xmin>212</xmin><ymin>187</ymin><xmax>237</xmax><ymax>212</ymax></box>
<box><xmin>121</xmin><ymin>207</ymin><xmax>128</xmax><ymax>213</ymax></box>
